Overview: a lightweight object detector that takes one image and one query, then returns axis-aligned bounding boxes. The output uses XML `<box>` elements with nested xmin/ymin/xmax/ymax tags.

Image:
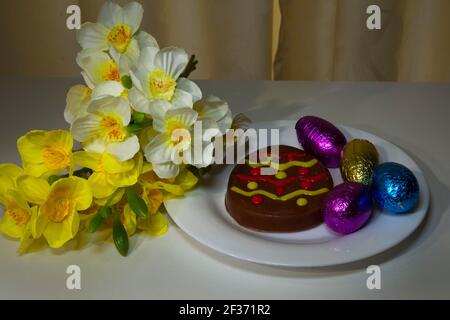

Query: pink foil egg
<box><xmin>295</xmin><ymin>116</ymin><xmax>347</xmax><ymax>168</ymax></box>
<box><xmin>323</xmin><ymin>182</ymin><xmax>373</xmax><ymax>234</ymax></box>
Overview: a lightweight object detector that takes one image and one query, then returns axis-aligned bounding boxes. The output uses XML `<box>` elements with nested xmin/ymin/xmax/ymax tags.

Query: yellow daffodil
<box><xmin>0</xmin><ymin>164</ymin><xmax>31</xmax><ymax>239</ymax></box>
<box><xmin>77</xmin><ymin>1</ymin><xmax>158</xmax><ymax>74</ymax></box>
<box><xmin>144</xmin><ymin>107</ymin><xmax>219</xmax><ymax>178</ymax></box>
<box><xmin>115</xmin><ymin>198</ymin><xmax>137</xmax><ymax>236</ymax></box>
<box><xmin>138</xmin><ymin>167</ymin><xmax>198</xmax><ymax>200</ymax></box>
<box><xmin>17</xmin><ymin>176</ymin><xmax>93</xmax><ymax>249</ymax></box>
<box><xmin>64</xmin><ymin>84</ymin><xmax>92</xmax><ymax>125</ymax></box>
<box><xmin>137</xmin><ymin>187</ymin><xmax>167</xmax><ymax>236</ymax></box>
<box><xmin>71</xmin><ymin>96</ymin><xmax>140</xmax><ymax>161</ymax></box>
<box><xmin>17</xmin><ymin>130</ymin><xmax>73</xmax><ymax>178</ymax></box>
<box><xmin>73</xmin><ymin>151</ymin><xmax>143</xmax><ymax>199</ymax></box>
<box><xmin>129</xmin><ymin>47</ymin><xmax>202</xmax><ymax>115</ymax></box>
<box><xmin>76</xmin><ymin>49</ymin><xmax>129</xmax><ymax>100</ymax></box>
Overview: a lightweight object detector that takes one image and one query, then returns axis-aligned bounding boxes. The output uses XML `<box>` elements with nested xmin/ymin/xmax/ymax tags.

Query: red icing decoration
<box><xmin>298</xmin><ymin>167</ymin><xmax>310</xmax><ymax>176</ymax></box>
<box><xmin>251</xmin><ymin>195</ymin><xmax>263</xmax><ymax>205</ymax></box>
<box><xmin>269</xmin><ymin>152</ymin><xmax>306</xmax><ymax>160</ymax></box>
<box><xmin>300</xmin><ymin>181</ymin><xmax>313</xmax><ymax>189</ymax></box>
<box><xmin>275</xmin><ymin>187</ymin><xmax>284</xmax><ymax>196</ymax></box>
<box><xmin>237</xmin><ymin>172</ymin><xmax>328</xmax><ymax>188</ymax></box>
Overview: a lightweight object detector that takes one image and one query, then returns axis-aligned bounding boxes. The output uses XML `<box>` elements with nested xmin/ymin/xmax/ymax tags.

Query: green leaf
<box><xmin>48</xmin><ymin>175</ymin><xmax>61</xmax><ymax>185</ymax></box>
<box><xmin>126</xmin><ymin>123</ymin><xmax>144</xmax><ymax>133</ymax></box>
<box><xmin>87</xmin><ymin>207</ymin><xmax>112</xmax><ymax>233</ymax></box>
<box><xmin>132</xmin><ymin>112</ymin><xmax>146</xmax><ymax>124</ymax></box>
<box><xmin>121</xmin><ymin>75</ymin><xmax>133</xmax><ymax>89</ymax></box>
<box><xmin>113</xmin><ymin>213</ymin><xmax>129</xmax><ymax>257</ymax></box>
<box><xmin>126</xmin><ymin>188</ymin><xmax>148</xmax><ymax>218</ymax></box>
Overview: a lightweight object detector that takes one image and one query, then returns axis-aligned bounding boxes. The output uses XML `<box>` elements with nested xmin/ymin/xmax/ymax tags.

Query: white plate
<box><xmin>165</xmin><ymin>121</ymin><xmax>430</xmax><ymax>267</ymax></box>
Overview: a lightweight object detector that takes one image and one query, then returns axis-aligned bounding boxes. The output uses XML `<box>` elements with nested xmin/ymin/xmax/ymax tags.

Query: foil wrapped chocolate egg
<box><xmin>340</xmin><ymin>139</ymin><xmax>379</xmax><ymax>185</ymax></box>
<box><xmin>323</xmin><ymin>182</ymin><xmax>373</xmax><ymax>234</ymax></box>
<box><xmin>371</xmin><ymin>162</ymin><xmax>419</xmax><ymax>213</ymax></box>
<box><xmin>295</xmin><ymin>116</ymin><xmax>347</xmax><ymax>168</ymax></box>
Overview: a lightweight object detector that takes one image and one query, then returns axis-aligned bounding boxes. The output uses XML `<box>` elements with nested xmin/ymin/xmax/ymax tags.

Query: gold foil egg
<box><xmin>340</xmin><ymin>139</ymin><xmax>379</xmax><ymax>185</ymax></box>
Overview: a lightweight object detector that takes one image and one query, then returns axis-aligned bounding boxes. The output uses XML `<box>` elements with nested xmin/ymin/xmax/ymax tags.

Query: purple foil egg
<box><xmin>295</xmin><ymin>116</ymin><xmax>347</xmax><ymax>168</ymax></box>
<box><xmin>323</xmin><ymin>182</ymin><xmax>373</xmax><ymax>234</ymax></box>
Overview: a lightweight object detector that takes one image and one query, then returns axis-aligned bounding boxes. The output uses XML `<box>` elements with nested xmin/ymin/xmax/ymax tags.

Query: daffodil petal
<box><xmin>152</xmin><ymin>162</ymin><xmax>180</xmax><ymax>179</ymax></box>
<box><xmin>122</xmin><ymin>204</ymin><xmax>137</xmax><ymax>236</ymax></box>
<box><xmin>87</xmin><ymin>96</ymin><xmax>131</xmax><ymax>125</ymax></box>
<box><xmin>16</xmin><ymin>176</ymin><xmax>50</xmax><ymax>205</ymax></box>
<box><xmin>43</xmin><ymin>212</ymin><xmax>80</xmax><ymax>249</ymax></box>
<box><xmin>171</xmin><ymin>88</ymin><xmax>194</xmax><ymax>109</ymax></box>
<box><xmin>71</xmin><ymin>114</ymin><xmax>102</xmax><ymax>142</ymax></box>
<box><xmin>138</xmin><ymin>211</ymin><xmax>168</xmax><ymax>236</ymax></box>
<box><xmin>166</xmin><ymin>107</ymin><xmax>198</xmax><ymax>127</ymax></box>
<box><xmin>136</xmin><ymin>31</ymin><xmax>159</xmax><ymax>49</ymax></box>
<box><xmin>31</xmin><ymin>206</ymin><xmax>49</xmax><ymax>239</ymax></box>
<box><xmin>177</xmin><ymin>78</ymin><xmax>202</xmax><ymax>102</ymax></box>
<box><xmin>91</xmin><ymin>81</ymin><xmax>125</xmax><ymax>100</ymax></box>
<box><xmin>102</xmin><ymin>152</ymin><xmax>135</xmax><ymax>174</ymax></box>
<box><xmin>88</xmin><ymin>172</ymin><xmax>117</xmax><ymax>199</ymax></box>
<box><xmin>0</xmin><ymin>213</ymin><xmax>26</xmax><ymax>239</ymax></box>
<box><xmin>144</xmin><ymin>133</ymin><xmax>174</xmax><ymax>164</ymax></box>
<box><xmin>128</xmin><ymin>87</ymin><xmax>150</xmax><ymax>113</ymax></box>
<box><xmin>176</xmin><ymin>168</ymin><xmax>199</xmax><ymax>191</ymax></box>
<box><xmin>148</xmin><ymin>100</ymin><xmax>172</xmax><ymax>121</ymax></box>
<box><xmin>107</xmin><ymin>153</ymin><xmax>142</xmax><ymax>187</ymax></box>
<box><xmin>154</xmin><ymin>47</ymin><xmax>189</xmax><ymax>79</ymax></box>
<box><xmin>0</xmin><ymin>163</ymin><xmax>23</xmax><ymax>178</ymax></box>
<box><xmin>51</xmin><ymin>177</ymin><xmax>93</xmax><ymax>211</ymax></box>
<box><xmin>98</xmin><ymin>1</ymin><xmax>123</xmax><ymax>29</ymax></box>
<box><xmin>118</xmin><ymin>38</ymin><xmax>139</xmax><ymax>74</ymax></box>
<box><xmin>73</xmin><ymin>151</ymin><xmax>101</xmax><ymax>170</ymax></box>
<box><xmin>194</xmin><ymin>96</ymin><xmax>230</xmax><ymax>122</ymax></box>
<box><xmin>77</xmin><ymin>49</ymin><xmax>120</xmax><ymax>85</ymax></box>
<box><xmin>64</xmin><ymin>84</ymin><xmax>92</xmax><ymax>124</ymax></box>
<box><xmin>77</xmin><ymin>22</ymin><xmax>109</xmax><ymax>50</ymax></box>
<box><xmin>83</xmin><ymin>138</ymin><xmax>108</xmax><ymax>154</ymax></box>
<box><xmin>138</xmin><ymin>46</ymin><xmax>159</xmax><ymax>75</ymax></box>
<box><xmin>106</xmin><ymin>135</ymin><xmax>140</xmax><ymax>162</ymax></box>
<box><xmin>122</xmin><ymin>1</ymin><xmax>143</xmax><ymax>33</ymax></box>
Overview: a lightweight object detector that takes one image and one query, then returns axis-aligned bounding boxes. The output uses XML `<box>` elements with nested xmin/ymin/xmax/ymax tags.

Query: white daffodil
<box><xmin>66</xmin><ymin>50</ymin><xmax>132</xmax><ymax>125</ymax></box>
<box><xmin>193</xmin><ymin>96</ymin><xmax>232</xmax><ymax>135</ymax></box>
<box><xmin>77</xmin><ymin>1</ymin><xmax>158</xmax><ymax>74</ymax></box>
<box><xmin>71</xmin><ymin>96</ymin><xmax>139</xmax><ymax>162</ymax></box>
<box><xmin>144</xmin><ymin>107</ymin><xmax>220</xmax><ymax>178</ymax></box>
<box><xmin>128</xmin><ymin>47</ymin><xmax>202</xmax><ymax>116</ymax></box>
<box><xmin>64</xmin><ymin>84</ymin><xmax>92</xmax><ymax>125</ymax></box>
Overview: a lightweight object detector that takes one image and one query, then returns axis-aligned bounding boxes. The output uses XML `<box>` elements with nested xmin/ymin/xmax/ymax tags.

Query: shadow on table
<box><xmin>175</xmin><ymin>150</ymin><xmax>449</xmax><ymax>278</ymax></box>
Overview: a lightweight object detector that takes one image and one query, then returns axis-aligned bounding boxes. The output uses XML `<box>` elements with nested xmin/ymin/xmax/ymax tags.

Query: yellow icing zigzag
<box><xmin>230</xmin><ymin>186</ymin><xmax>329</xmax><ymax>201</ymax></box>
<box><xmin>246</xmin><ymin>159</ymin><xmax>318</xmax><ymax>171</ymax></box>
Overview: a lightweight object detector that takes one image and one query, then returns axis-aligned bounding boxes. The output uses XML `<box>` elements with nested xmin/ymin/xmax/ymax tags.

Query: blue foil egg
<box><xmin>371</xmin><ymin>162</ymin><xmax>419</xmax><ymax>213</ymax></box>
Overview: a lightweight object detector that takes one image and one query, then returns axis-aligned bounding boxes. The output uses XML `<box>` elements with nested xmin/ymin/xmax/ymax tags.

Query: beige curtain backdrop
<box><xmin>275</xmin><ymin>0</ymin><xmax>450</xmax><ymax>81</ymax></box>
<box><xmin>0</xmin><ymin>0</ymin><xmax>273</xmax><ymax>79</ymax></box>
<box><xmin>0</xmin><ymin>0</ymin><xmax>449</xmax><ymax>81</ymax></box>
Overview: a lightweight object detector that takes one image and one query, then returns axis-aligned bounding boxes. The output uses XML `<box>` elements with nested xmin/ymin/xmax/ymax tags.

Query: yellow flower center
<box><xmin>100</xmin><ymin>115</ymin><xmax>127</xmax><ymax>143</ymax></box>
<box><xmin>43</xmin><ymin>145</ymin><xmax>71</xmax><ymax>170</ymax></box>
<box><xmin>7</xmin><ymin>203</ymin><xmax>30</xmax><ymax>225</ymax></box>
<box><xmin>82</xmin><ymin>87</ymin><xmax>92</xmax><ymax>98</ymax></box>
<box><xmin>107</xmin><ymin>24</ymin><xmax>132</xmax><ymax>53</ymax></box>
<box><xmin>42</xmin><ymin>189</ymin><xmax>73</xmax><ymax>222</ymax></box>
<box><xmin>100</xmin><ymin>61</ymin><xmax>121</xmax><ymax>82</ymax></box>
<box><xmin>121</xmin><ymin>89</ymin><xmax>129</xmax><ymax>98</ymax></box>
<box><xmin>148</xmin><ymin>69</ymin><xmax>176</xmax><ymax>101</ymax></box>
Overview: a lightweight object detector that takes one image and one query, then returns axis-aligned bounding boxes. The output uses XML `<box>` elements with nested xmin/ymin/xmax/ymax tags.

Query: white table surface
<box><xmin>1</xmin><ymin>77</ymin><xmax>449</xmax><ymax>299</ymax></box>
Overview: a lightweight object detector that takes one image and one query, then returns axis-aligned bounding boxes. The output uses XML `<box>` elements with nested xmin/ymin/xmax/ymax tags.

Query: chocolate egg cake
<box><xmin>225</xmin><ymin>145</ymin><xmax>333</xmax><ymax>232</ymax></box>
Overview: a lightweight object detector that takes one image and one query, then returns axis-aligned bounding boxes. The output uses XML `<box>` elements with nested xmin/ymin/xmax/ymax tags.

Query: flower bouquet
<box><xmin>0</xmin><ymin>1</ymin><xmax>245</xmax><ymax>256</ymax></box>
